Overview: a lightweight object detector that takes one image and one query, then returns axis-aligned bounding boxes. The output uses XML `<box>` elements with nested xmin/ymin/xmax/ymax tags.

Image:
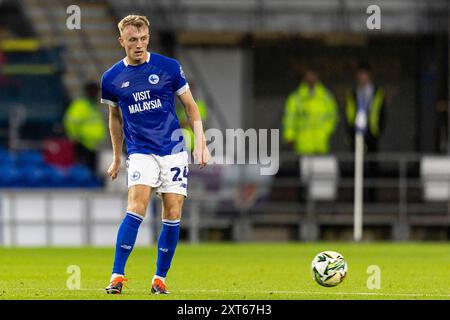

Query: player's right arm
<box><xmin>107</xmin><ymin>105</ymin><xmax>123</xmax><ymax>180</ymax></box>
<box><xmin>101</xmin><ymin>71</ymin><xmax>122</xmax><ymax>180</ymax></box>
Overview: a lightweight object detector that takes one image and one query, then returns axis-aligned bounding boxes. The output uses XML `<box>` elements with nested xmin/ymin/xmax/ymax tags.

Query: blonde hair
<box><xmin>118</xmin><ymin>15</ymin><xmax>150</xmax><ymax>35</ymax></box>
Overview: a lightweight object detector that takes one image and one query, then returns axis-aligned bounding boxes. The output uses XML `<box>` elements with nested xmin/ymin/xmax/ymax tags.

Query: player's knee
<box><xmin>163</xmin><ymin>207</ymin><xmax>182</xmax><ymax>220</ymax></box>
<box><xmin>127</xmin><ymin>203</ymin><xmax>147</xmax><ymax>217</ymax></box>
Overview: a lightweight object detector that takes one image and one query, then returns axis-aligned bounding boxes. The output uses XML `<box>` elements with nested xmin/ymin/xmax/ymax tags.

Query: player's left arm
<box><xmin>178</xmin><ymin>89</ymin><xmax>210</xmax><ymax>168</ymax></box>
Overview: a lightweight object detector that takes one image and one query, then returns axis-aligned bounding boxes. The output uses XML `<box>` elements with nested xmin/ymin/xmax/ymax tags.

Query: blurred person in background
<box><xmin>345</xmin><ymin>63</ymin><xmax>386</xmax><ymax>153</ymax></box>
<box><xmin>282</xmin><ymin>67</ymin><xmax>339</xmax><ymax>155</ymax></box>
<box><xmin>63</xmin><ymin>81</ymin><xmax>107</xmax><ymax>173</ymax></box>
<box><xmin>345</xmin><ymin>62</ymin><xmax>386</xmax><ymax>202</ymax></box>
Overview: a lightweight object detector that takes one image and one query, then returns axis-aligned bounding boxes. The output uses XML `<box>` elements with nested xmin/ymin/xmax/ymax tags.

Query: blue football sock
<box><xmin>155</xmin><ymin>219</ymin><xmax>180</xmax><ymax>278</ymax></box>
<box><xmin>112</xmin><ymin>212</ymin><xmax>143</xmax><ymax>275</ymax></box>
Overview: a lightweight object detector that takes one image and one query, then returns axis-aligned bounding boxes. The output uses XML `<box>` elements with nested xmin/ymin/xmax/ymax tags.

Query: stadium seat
<box><xmin>421</xmin><ymin>156</ymin><xmax>450</xmax><ymax>201</ymax></box>
<box><xmin>27</xmin><ymin>164</ymin><xmax>67</xmax><ymax>188</ymax></box>
<box><xmin>0</xmin><ymin>164</ymin><xmax>23</xmax><ymax>188</ymax></box>
<box><xmin>0</xmin><ymin>147</ymin><xmax>7</xmax><ymax>158</ymax></box>
<box><xmin>43</xmin><ymin>138</ymin><xmax>75</xmax><ymax>168</ymax></box>
<box><xmin>0</xmin><ymin>151</ymin><xmax>101</xmax><ymax>188</ymax></box>
<box><xmin>300</xmin><ymin>156</ymin><xmax>339</xmax><ymax>201</ymax></box>
<box><xmin>0</xmin><ymin>149</ymin><xmax>15</xmax><ymax>166</ymax></box>
<box><xmin>23</xmin><ymin>166</ymin><xmax>47</xmax><ymax>188</ymax></box>
<box><xmin>15</xmin><ymin>150</ymin><xmax>44</xmax><ymax>167</ymax></box>
<box><xmin>44</xmin><ymin>165</ymin><xmax>69</xmax><ymax>188</ymax></box>
<box><xmin>67</xmin><ymin>164</ymin><xmax>99</xmax><ymax>188</ymax></box>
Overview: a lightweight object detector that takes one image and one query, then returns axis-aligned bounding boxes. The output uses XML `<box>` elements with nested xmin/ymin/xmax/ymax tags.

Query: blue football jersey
<box><xmin>100</xmin><ymin>52</ymin><xmax>189</xmax><ymax>156</ymax></box>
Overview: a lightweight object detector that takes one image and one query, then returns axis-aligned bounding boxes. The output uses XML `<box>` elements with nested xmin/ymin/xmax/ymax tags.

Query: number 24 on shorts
<box><xmin>170</xmin><ymin>166</ymin><xmax>188</xmax><ymax>182</ymax></box>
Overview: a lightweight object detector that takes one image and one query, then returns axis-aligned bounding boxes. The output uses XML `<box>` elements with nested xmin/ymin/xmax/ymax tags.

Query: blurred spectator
<box><xmin>63</xmin><ymin>82</ymin><xmax>106</xmax><ymax>173</ymax></box>
<box><xmin>43</xmin><ymin>123</ymin><xmax>75</xmax><ymax>168</ymax></box>
<box><xmin>282</xmin><ymin>67</ymin><xmax>339</xmax><ymax>155</ymax></box>
<box><xmin>345</xmin><ymin>63</ymin><xmax>386</xmax><ymax>202</ymax></box>
<box><xmin>176</xmin><ymin>81</ymin><xmax>208</xmax><ymax>152</ymax></box>
<box><xmin>344</xmin><ymin>63</ymin><xmax>386</xmax><ymax>152</ymax></box>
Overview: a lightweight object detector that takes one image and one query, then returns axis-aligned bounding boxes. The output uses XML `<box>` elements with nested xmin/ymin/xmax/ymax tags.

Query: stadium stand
<box><xmin>21</xmin><ymin>0</ymin><xmax>123</xmax><ymax>99</ymax></box>
<box><xmin>0</xmin><ymin>1</ymin><xmax>102</xmax><ymax>188</ymax></box>
<box><xmin>0</xmin><ymin>0</ymin><xmax>449</xmax><ymax>244</ymax></box>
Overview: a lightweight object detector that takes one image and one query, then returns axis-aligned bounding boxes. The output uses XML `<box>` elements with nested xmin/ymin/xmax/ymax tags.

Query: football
<box><xmin>311</xmin><ymin>251</ymin><xmax>347</xmax><ymax>287</ymax></box>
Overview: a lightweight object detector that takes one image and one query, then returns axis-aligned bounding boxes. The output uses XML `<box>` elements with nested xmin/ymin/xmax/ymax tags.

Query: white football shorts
<box><xmin>126</xmin><ymin>151</ymin><xmax>189</xmax><ymax>197</ymax></box>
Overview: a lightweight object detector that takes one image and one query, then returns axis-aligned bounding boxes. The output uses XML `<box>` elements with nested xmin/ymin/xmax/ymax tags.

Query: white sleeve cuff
<box><xmin>175</xmin><ymin>83</ymin><xmax>190</xmax><ymax>96</ymax></box>
<box><xmin>100</xmin><ymin>98</ymin><xmax>118</xmax><ymax>107</ymax></box>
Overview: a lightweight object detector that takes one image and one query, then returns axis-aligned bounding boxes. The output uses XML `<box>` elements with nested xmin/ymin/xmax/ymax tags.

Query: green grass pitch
<box><xmin>0</xmin><ymin>243</ymin><xmax>449</xmax><ymax>300</ymax></box>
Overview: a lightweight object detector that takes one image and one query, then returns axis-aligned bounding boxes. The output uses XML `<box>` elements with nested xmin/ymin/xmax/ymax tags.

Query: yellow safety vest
<box><xmin>282</xmin><ymin>82</ymin><xmax>338</xmax><ymax>155</ymax></box>
<box><xmin>63</xmin><ymin>98</ymin><xmax>106</xmax><ymax>151</ymax></box>
<box><xmin>176</xmin><ymin>99</ymin><xmax>207</xmax><ymax>151</ymax></box>
<box><xmin>345</xmin><ymin>88</ymin><xmax>384</xmax><ymax>137</ymax></box>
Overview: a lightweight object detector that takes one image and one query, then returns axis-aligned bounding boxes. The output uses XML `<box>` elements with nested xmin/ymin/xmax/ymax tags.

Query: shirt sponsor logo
<box><xmin>128</xmin><ymin>100</ymin><xmax>162</xmax><ymax>113</ymax></box>
<box><xmin>129</xmin><ymin>90</ymin><xmax>162</xmax><ymax>113</ymax></box>
<box><xmin>132</xmin><ymin>90</ymin><xmax>151</xmax><ymax>101</ymax></box>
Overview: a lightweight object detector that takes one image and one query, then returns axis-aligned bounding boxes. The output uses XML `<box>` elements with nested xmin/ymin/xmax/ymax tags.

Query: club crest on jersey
<box><xmin>131</xmin><ymin>171</ymin><xmax>140</xmax><ymax>181</ymax></box>
<box><xmin>180</xmin><ymin>66</ymin><xmax>185</xmax><ymax>79</ymax></box>
<box><xmin>148</xmin><ymin>74</ymin><xmax>159</xmax><ymax>84</ymax></box>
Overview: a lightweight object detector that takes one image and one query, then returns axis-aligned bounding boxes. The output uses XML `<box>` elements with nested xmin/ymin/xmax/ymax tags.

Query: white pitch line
<box><xmin>178</xmin><ymin>289</ymin><xmax>450</xmax><ymax>298</ymax></box>
<box><xmin>3</xmin><ymin>288</ymin><xmax>450</xmax><ymax>298</ymax></box>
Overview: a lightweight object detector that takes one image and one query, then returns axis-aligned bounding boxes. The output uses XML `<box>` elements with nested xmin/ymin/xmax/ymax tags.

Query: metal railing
<box><xmin>1</xmin><ymin>152</ymin><xmax>450</xmax><ymax>246</ymax></box>
<box><xmin>243</xmin><ymin>152</ymin><xmax>450</xmax><ymax>241</ymax></box>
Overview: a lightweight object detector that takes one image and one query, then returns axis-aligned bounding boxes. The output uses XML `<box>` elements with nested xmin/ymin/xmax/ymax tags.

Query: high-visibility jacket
<box><xmin>345</xmin><ymin>87</ymin><xmax>385</xmax><ymax>138</ymax></box>
<box><xmin>63</xmin><ymin>98</ymin><xmax>106</xmax><ymax>151</ymax></box>
<box><xmin>283</xmin><ymin>82</ymin><xmax>338</xmax><ymax>155</ymax></box>
<box><xmin>176</xmin><ymin>99</ymin><xmax>207</xmax><ymax>151</ymax></box>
